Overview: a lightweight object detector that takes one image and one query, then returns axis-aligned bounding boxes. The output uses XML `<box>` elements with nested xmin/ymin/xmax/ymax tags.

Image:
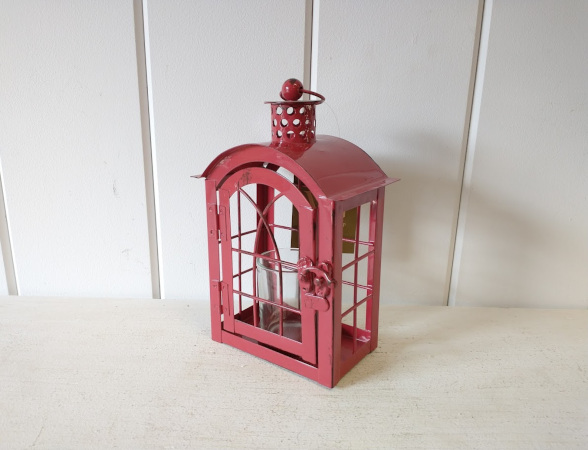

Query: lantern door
<box><xmin>217</xmin><ymin>167</ymin><xmax>317</xmax><ymax>365</ymax></box>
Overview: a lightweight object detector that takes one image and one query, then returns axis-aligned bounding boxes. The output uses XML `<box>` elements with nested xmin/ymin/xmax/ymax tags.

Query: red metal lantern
<box><xmin>196</xmin><ymin>79</ymin><xmax>398</xmax><ymax>387</ymax></box>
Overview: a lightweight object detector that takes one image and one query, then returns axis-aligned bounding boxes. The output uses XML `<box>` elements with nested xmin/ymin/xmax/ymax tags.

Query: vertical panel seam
<box><xmin>0</xmin><ymin>159</ymin><xmax>18</xmax><ymax>295</ymax></box>
<box><xmin>303</xmin><ymin>0</ymin><xmax>314</xmax><ymax>93</ymax></box>
<box><xmin>310</xmin><ymin>0</ymin><xmax>320</xmax><ymax>92</ymax></box>
<box><xmin>134</xmin><ymin>0</ymin><xmax>163</xmax><ymax>299</ymax></box>
<box><xmin>303</xmin><ymin>0</ymin><xmax>320</xmax><ymax>93</ymax></box>
<box><xmin>446</xmin><ymin>0</ymin><xmax>493</xmax><ymax>306</ymax></box>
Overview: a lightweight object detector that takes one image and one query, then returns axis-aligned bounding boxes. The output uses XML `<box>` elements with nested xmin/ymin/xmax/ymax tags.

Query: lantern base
<box><xmin>221</xmin><ymin>329</ymin><xmax>320</xmax><ymax>382</ymax></box>
<box><xmin>340</xmin><ymin>326</ymin><xmax>373</xmax><ymax>377</ymax></box>
<box><xmin>216</xmin><ymin>317</ymin><xmax>375</xmax><ymax>388</ymax></box>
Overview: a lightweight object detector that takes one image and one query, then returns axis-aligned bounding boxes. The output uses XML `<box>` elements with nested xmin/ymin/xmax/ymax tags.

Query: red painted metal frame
<box><xmin>330</xmin><ymin>188</ymin><xmax>387</xmax><ymax>385</ymax></box>
<box><xmin>218</xmin><ymin>167</ymin><xmax>317</xmax><ymax>364</ymax></box>
<box><xmin>201</xmin><ymin>163</ymin><xmax>392</xmax><ymax>387</ymax></box>
<box><xmin>197</xmin><ymin>81</ymin><xmax>397</xmax><ymax>388</ymax></box>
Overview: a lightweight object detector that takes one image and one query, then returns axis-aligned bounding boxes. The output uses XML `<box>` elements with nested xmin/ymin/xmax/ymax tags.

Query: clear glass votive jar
<box><xmin>256</xmin><ymin>248</ymin><xmax>301</xmax><ymax>342</ymax></box>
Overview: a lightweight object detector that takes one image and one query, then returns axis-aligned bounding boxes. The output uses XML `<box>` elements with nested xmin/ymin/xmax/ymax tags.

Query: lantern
<box><xmin>196</xmin><ymin>79</ymin><xmax>398</xmax><ymax>387</ymax></box>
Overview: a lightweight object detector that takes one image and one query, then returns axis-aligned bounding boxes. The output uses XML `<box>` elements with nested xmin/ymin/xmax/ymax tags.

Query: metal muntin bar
<box><xmin>341</xmin><ymin>237</ymin><xmax>374</xmax><ymax>246</ymax></box>
<box><xmin>341</xmin><ymin>249</ymin><xmax>375</xmax><ymax>272</ymax></box>
<box><xmin>352</xmin><ymin>206</ymin><xmax>361</xmax><ymax>352</ymax></box>
<box><xmin>232</xmin><ymin>267</ymin><xmax>254</xmax><ymax>279</ymax></box>
<box><xmin>237</xmin><ymin>191</ymin><xmax>243</xmax><ymax>314</ymax></box>
<box><xmin>341</xmin><ymin>280</ymin><xmax>372</xmax><ymax>291</ymax></box>
<box><xmin>234</xmin><ymin>248</ymin><xmax>298</xmax><ymax>271</ymax></box>
<box><xmin>234</xmin><ymin>289</ymin><xmax>302</xmax><ymax>314</ymax></box>
<box><xmin>341</xmin><ymin>295</ymin><xmax>372</xmax><ymax>318</ymax></box>
<box><xmin>230</xmin><ymin>223</ymin><xmax>296</xmax><ymax>241</ymax></box>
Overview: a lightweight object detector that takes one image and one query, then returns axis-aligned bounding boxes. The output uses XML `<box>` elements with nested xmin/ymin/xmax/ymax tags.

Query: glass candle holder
<box><xmin>256</xmin><ymin>248</ymin><xmax>301</xmax><ymax>342</ymax></box>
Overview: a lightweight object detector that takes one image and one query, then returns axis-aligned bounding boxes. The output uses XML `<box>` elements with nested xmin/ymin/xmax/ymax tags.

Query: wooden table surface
<box><xmin>1</xmin><ymin>296</ymin><xmax>586</xmax><ymax>449</ymax></box>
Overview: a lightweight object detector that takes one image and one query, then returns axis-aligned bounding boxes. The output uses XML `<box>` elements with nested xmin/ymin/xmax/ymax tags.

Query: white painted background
<box><xmin>0</xmin><ymin>0</ymin><xmax>586</xmax><ymax>308</ymax></box>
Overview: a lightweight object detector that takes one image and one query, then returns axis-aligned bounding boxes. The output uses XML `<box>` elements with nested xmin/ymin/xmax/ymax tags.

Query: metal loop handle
<box><xmin>299</xmin><ymin>89</ymin><xmax>325</xmax><ymax>104</ymax></box>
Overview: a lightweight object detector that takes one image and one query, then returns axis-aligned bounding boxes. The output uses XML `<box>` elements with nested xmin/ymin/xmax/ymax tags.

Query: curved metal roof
<box><xmin>197</xmin><ymin>136</ymin><xmax>397</xmax><ymax>202</ymax></box>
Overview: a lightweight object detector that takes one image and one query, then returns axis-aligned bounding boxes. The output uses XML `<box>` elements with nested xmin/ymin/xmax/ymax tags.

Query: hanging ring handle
<box><xmin>299</xmin><ymin>89</ymin><xmax>325</xmax><ymax>104</ymax></box>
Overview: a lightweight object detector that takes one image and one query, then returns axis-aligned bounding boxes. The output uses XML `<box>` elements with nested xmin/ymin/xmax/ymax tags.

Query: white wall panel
<box><xmin>317</xmin><ymin>0</ymin><xmax>481</xmax><ymax>304</ymax></box>
<box><xmin>452</xmin><ymin>1</ymin><xmax>588</xmax><ymax>308</ymax></box>
<box><xmin>0</xmin><ymin>172</ymin><xmax>10</xmax><ymax>294</ymax></box>
<box><xmin>147</xmin><ymin>0</ymin><xmax>306</xmax><ymax>299</ymax></box>
<box><xmin>0</xmin><ymin>233</ymin><xmax>8</xmax><ymax>295</ymax></box>
<box><xmin>2</xmin><ymin>1</ymin><xmax>584</xmax><ymax>308</ymax></box>
<box><xmin>0</xmin><ymin>1</ymin><xmax>151</xmax><ymax>297</ymax></box>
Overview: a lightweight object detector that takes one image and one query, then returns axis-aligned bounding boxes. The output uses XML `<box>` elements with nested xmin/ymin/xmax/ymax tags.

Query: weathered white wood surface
<box><xmin>1</xmin><ymin>297</ymin><xmax>586</xmax><ymax>448</ymax></box>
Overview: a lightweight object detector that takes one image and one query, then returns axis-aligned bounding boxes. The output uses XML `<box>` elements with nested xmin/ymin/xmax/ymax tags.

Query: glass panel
<box><xmin>271</xmin><ymin>193</ymin><xmax>296</xmax><ymax>251</ymax></box>
<box><xmin>340</xmin><ymin>202</ymin><xmax>375</xmax><ymax>357</ymax></box>
<box><xmin>230</xmin><ymin>184</ymin><xmax>257</xmax><ymax>240</ymax></box>
<box><xmin>256</xmin><ymin>248</ymin><xmax>302</xmax><ymax>342</ymax></box>
<box><xmin>228</xmin><ymin>182</ymin><xmax>303</xmax><ymax>342</ymax></box>
<box><xmin>341</xmin><ymin>259</ymin><xmax>355</xmax><ymax>314</ymax></box>
<box><xmin>290</xmin><ymin>177</ymin><xmax>316</xmax><ymax>249</ymax></box>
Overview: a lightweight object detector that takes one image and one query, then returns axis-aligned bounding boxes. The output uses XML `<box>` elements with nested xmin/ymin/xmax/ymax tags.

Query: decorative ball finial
<box><xmin>280</xmin><ymin>78</ymin><xmax>303</xmax><ymax>101</ymax></box>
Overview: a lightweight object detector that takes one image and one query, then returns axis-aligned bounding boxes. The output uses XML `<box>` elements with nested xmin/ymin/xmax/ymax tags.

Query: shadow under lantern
<box><xmin>196</xmin><ymin>79</ymin><xmax>398</xmax><ymax>387</ymax></box>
